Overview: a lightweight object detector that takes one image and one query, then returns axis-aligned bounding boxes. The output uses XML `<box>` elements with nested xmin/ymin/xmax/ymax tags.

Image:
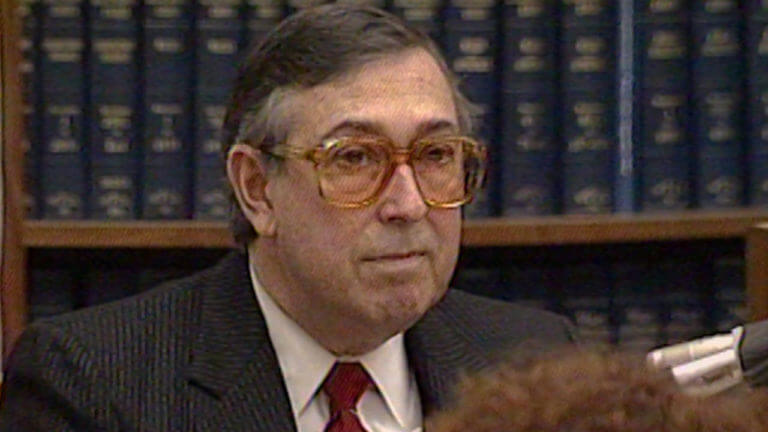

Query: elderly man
<box><xmin>0</xmin><ymin>5</ymin><xmax>575</xmax><ymax>431</ymax></box>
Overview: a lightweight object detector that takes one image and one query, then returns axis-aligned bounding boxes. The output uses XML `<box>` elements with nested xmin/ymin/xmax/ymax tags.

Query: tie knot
<box><xmin>323</xmin><ymin>362</ymin><xmax>373</xmax><ymax>413</ymax></box>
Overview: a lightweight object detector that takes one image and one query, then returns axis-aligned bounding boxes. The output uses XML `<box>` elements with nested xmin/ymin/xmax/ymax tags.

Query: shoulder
<box><xmin>432</xmin><ymin>289</ymin><xmax>578</xmax><ymax>346</ymax></box>
<box><xmin>7</xmin><ymin>251</ymin><xmax>247</xmax><ymax>375</ymax></box>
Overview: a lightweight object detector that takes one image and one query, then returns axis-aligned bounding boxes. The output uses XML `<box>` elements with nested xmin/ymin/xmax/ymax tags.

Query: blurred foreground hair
<box><xmin>427</xmin><ymin>350</ymin><xmax>768</xmax><ymax>432</ymax></box>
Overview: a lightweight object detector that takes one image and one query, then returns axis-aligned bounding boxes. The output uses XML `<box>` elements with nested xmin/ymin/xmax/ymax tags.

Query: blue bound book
<box><xmin>193</xmin><ymin>92</ymin><xmax>228</xmax><ymax>219</ymax></box>
<box><xmin>746</xmin><ymin>5</ymin><xmax>768</xmax><ymax>206</ymax></box>
<box><xmin>142</xmin><ymin>0</ymin><xmax>193</xmax><ymax>219</ymax></box>
<box><xmin>142</xmin><ymin>99</ymin><xmax>192</xmax><ymax>218</ymax></box>
<box><xmin>634</xmin><ymin>5</ymin><xmax>693</xmax><ymax>211</ymax></box>
<box><xmin>90</xmin><ymin>1</ymin><xmax>139</xmax><ymax>219</ymax></box>
<box><xmin>691</xmin><ymin>7</ymin><xmax>745</xmax><ymax>208</ymax></box>
<box><xmin>559</xmin><ymin>2</ymin><xmax>618</xmax><ymax>214</ymax></box>
<box><xmin>40</xmin><ymin>0</ymin><xmax>87</xmax><ymax>219</ymax></box>
<box><xmin>17</xmin><ymin>0</ymin><xmax>41</xmax><ymax>218</ymax></box>
<box><xmin>90</xmin><ymin>157</ymin><xmax>138</xmax><ymax>219</ymax></box>
<box><xmin>500</xmin><ymin>89</ymin><xmax>559</xmax><ymax>215</ymax></box>
<box><xmin>390</xmin><ymin>0</ymin><xmax>444</xmax><ymax>41</ymax></box>
<box><xmin>244</xmin><ymin>0</ymin><xmax>285</xmax><ymax>50</ymax></box>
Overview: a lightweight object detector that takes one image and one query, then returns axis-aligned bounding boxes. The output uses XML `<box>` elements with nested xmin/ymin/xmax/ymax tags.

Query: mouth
<box><xmin>363</xmin><ymin>251</ymin><xmax>427</xmax><ymax>262</ymax></box>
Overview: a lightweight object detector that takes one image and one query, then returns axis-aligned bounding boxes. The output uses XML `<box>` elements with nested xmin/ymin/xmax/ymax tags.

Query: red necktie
<box><xmin>323</xmin><ymin>362</ymin><xmax>373</xmax><ymax>432</ymax></box>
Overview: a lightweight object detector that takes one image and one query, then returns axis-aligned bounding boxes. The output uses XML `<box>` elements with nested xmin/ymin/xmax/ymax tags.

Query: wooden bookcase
<box><xmin>3</xmin><ymin>0</ymin><xmax>768</xmax><ymax>362</ymax></box>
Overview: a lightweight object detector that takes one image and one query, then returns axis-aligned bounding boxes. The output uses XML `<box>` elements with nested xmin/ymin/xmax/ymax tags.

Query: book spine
<box><xmin>612</xmin><ymin>261</ymin><xmax>665</xmax><ymax>351</ymax></box>
<box><xmin>28</xmin><ymin>269</ymin><xmax>77</xmax><ymax>320</ymax></box>
<box><xmin>561</xmin><ymin>263</ymin><xmax>614</xmax><ymax>347</ymax></box>
<box><xmin>443</xmin><ymin>0</ymin><xmax>499</xmax><ymax>218</ymax></box>
<box><xmin>746</xmin><ymin>1</ymin><xmax>768</xmax><ymax>205</ymax></box>
<box><xmin>40</xmin><ymin>0</ymin><xmax>87</xmax><ymax>219</ymax></box>
<box><xmin>194</xmin><ymin>0</ymin><xmax>241</xmax><ymax>219</ymax></box>
<box><xmin>194</xmin><ymin>94</ymin><xmax>228</xmax><ymax>219</ymax></box>
<box><xmin>499</xmin><ymin>0</ymin><xmax>559</xmax><ymax>216</ymax></box>
<box><xmin>142</xmin><ymin>0</ymin><xmax>193</xmax><ymax>219</ymax></box>
<box><xmin>390</xmin><ymin>0</ymin><xmax>444</xmax><ymax>41</ymax></box>
<box><xmin>691</xmin><ymin>1</ymin><xmax>745</xmax><ymax>208</ymax></box>
<box><xmin>712</xmin><ymin>256</ymin><xmax>748</xmax><ymax>330</ymax></box>
<box><xmin>243</xmin><ymin>0</ymin><xmax>285</xmax><ymax>49</ymax></box>
<box><xmin>635</xmin><ymin>2</ymin><xmax>692</xmax><ymax>211</ymax></box>
<box><xmin>17</xmin><ymin>0</ymin><xmax>41</xmax><ymax>219</ymax></box>
<box><xmin>559</xmin><ymin>0</ymin><xmax>617</xmax><ymax>214</ymax></box>
<box><xmin>89</xmin><ymin>0</ymin><xmax>139</xmax><ymax>219</ymax></box>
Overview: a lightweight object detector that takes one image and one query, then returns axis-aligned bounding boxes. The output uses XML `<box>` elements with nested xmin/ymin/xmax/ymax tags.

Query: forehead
<box><xmin>285</xmin><ymin>48</ymin><xmax>458</xmax><ymax>144</ymax></box>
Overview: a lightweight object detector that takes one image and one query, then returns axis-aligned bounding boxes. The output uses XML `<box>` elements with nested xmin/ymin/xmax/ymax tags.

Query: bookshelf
<box><xmin>21</xmin><ymin>210</ymin><xmax>768</xmax><ymax>249</ymax></box>
<box><xmin>3</xmin><ymin>0</ymin><xmax>768</xmax><ymax>362</ymax></box>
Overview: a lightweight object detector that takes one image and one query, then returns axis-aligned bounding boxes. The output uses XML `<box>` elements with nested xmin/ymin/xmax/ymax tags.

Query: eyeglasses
<box><xmin>255</xmin><ymin>135</ymin><xmax>487</xmax><ymax>208</ymax></box>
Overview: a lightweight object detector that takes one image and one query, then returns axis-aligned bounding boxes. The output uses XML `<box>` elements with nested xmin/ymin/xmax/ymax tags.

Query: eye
<box><xmin>330</xmin><ymin>144</ymin><xmax>381</xmax><ymax>169</ymax></box>
<box><xmin>420</xmin><ymin>142</ymin><xmax>457</xmax><ymax>164</ymax></box>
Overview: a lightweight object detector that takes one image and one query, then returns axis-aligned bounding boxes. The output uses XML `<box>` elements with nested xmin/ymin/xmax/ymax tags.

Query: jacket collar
<box><xmin>406</xmin><ymin>292</ymin><xmax>492</xmax><ymax>415</ymax></box>
<box><xmin>185</xmin><ymin>251</ymin><xmax>295</xmax><ymax>432</ymax></box>
<box><xmin>184</xmin><ymin>252</ymin><xmax>483</xmax><ymax>429</ymax></box>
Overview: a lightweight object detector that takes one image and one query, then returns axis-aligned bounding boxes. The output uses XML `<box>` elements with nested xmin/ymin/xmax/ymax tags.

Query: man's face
<box><xmin>250</xmin><ymin>48</ymin><xmax>463</xmax><ymax>353</ymax></box>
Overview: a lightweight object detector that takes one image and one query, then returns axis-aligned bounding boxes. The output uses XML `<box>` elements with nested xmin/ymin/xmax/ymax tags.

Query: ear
<box><xmin>226</xmin><ymin>143</ymin><xmax>277</xmax><ymax>237</ymax></box>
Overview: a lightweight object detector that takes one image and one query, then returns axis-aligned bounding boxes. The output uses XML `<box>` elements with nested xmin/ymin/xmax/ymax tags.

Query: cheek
<box><xmin>433</xmin><ymin>212</ymin><xmax>462</xmax><ymax>273</ymax></box>
<box><xmin>272</xmin><ymin>179</ymin><xmax>362</xmax><ymax>266</ymax></box>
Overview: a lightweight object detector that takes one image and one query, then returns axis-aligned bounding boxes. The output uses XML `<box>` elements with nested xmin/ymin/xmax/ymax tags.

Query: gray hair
<box><xmin>221</xmin><ymin>3</ymin><xmax>478</xmax><ymax>246</ymax></box>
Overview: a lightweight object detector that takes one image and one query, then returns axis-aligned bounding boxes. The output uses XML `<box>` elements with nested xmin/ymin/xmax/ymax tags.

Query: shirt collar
<box><xmin>247</xmin><ymin>245</ymin><xmax>415</xmax><ymax>429</ymax></box>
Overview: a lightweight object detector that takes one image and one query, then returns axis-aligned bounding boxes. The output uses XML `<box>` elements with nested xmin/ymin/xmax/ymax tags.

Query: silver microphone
<box><xmin>647</xmin><ymin>326</ymin><xmax>744</xmax><ymax>396</ymax></box>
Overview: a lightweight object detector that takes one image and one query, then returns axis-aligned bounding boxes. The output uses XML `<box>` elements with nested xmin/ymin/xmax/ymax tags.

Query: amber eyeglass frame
<box><xmin>246</xmin><ymin>135</ymin><xmax>487</xmax><ymax>209</ymax></box>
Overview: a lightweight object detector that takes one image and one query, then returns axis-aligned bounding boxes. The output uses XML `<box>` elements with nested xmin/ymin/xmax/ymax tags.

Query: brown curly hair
<box><xmin>427</xmin><ymin>350</ymin><xmax>768</xmax><ymax>432</ymax></box>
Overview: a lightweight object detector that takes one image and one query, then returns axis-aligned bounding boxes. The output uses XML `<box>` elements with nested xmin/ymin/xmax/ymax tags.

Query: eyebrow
<box><xmin>320</xmin><ymin>118</ymin><xmax>459</xmax><ymax>142</ymax></box>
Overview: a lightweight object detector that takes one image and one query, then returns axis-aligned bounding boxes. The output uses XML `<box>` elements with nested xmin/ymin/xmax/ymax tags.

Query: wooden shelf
<box><xmin>22</xmin><ymin>208</ymin><xmax>768</xmax><ymax>249</ymax></box>
<box><xmin>23</xmin><ymin>220</ymin><xmax>236</xmax><ymax>248</ymax></box>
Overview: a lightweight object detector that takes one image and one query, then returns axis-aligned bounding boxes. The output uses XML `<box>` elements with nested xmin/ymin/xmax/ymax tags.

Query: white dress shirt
<box><xmin>248</xmin><ymin>251</ymin><xmax>423</xmax><ymax>432</ymax></box>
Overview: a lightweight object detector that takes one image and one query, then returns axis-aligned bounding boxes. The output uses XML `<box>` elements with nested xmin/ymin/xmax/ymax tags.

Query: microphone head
<box><xmin>647</xmin><ymin>333</ymin><xmax>738</xmax><ymax>370</ymax></box>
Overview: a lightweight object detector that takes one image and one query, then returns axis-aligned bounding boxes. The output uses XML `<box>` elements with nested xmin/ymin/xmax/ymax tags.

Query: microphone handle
<box><xmin>740</xmin><ymin>319</ymin><xmax>768</xmax><ymax>386</ymax></box>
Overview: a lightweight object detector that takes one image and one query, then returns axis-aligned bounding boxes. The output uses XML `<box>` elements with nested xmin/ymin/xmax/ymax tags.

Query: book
<box><xmin>244</xmin><ymin>0</ymin><xmax>285</xmax><ymax>50</ymax></box>
<box><xmin>16</xmin><ymin>0</ymin><xmax>41</xmax><ymax>219</ymax></box>
<box><xmin>746</xmin><ymin>3</ymin><xmax>768</xmax><ymax>205</ymax></box>
<box><xmin>39</xmin><ymin>0</ymin><xmax>87</xmax><ymax>219</ymax></box>
<box><xmin>690</xmin><ymin>3</ymin><xmax>745</xmax><ymax>208</ymax></box>
<box><xmin>499</xmin><ymin>2</ymin><xmax>559</xmax><ymax>216</ymax></box>
<box><xmin>89</xmin><ymin>0</ymin><xmax>139</xmax><ymax>219</ymax></box>
<box><xmin>390</xmin><ymin>0</ymin><xmax>444</xmax><ymax>41</ymax></box>
<box><xmin>612</xmin><ymin>261</ymin><xmax>665</xmax><ymax>352</ymax></box>
<box><xmin>193</xmin><ymin>1</ymin><xmax>241</xmax><ymax>219</ymax></box>
<box><xmin>193</xmin><ymin>92</ymin><xmax>228</xmax><ymax>219</ymax></box>
<box><xmin>559</xmin><ymin>1</ymin><xmax>617</xmax><ymax>214</ymax></box>
<box><xmin>142</xmin><ymin>0</ymin><xmax>193</xmax><ymax>219</ymax></box>
<box><xmin>634</xmin><ymin>4</ymin><xmax>693</xmax><ymax>211</ymax></box>
<box><xmin>560</xmin><ymin>263</ymin><xmax>614</xmax><ymax>347</ymax></box>
<box><xmin>28</xmin><ymin>268</ymin><xmax>78</xmax><ymax>320</ymax></box>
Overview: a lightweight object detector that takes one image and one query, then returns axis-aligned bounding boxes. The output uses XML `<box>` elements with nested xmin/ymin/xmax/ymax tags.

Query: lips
<box><xmin>363</xmin><ymin>251</ymin><xmax>426</xmax><ymax>261</ymax></box>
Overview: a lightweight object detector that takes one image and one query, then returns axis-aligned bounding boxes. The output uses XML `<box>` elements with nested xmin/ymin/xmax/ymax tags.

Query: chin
<box><xmin>380</xmin><ymin>283</ymin><xmax>445</xmax><ymax>322</ymax></box>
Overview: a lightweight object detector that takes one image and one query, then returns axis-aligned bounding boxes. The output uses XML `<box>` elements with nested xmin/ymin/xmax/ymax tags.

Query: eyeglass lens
<box><xmin>316</xmin><ymin>138</ymin><xmax>482</xmax><ymax>206</ymax></box>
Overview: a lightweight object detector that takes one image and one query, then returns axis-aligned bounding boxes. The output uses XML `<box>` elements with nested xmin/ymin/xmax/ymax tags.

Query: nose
<box><xmin>376</xmin><ymin>163</ymin><xmax>429</xmax><ymax>223</ymax></box>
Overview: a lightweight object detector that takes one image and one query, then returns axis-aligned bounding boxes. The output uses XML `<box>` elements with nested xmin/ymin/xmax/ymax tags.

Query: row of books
<box><xmin>453</xmin><ymin>255</ymin><xmax>747</xmax><ymax>350</ymax></box>
<box><xmin>28</xmin><ymin>254</ymin><xmax>746</xmax><ymax>352</ymax></box>
<box><xmin>16</xmin><ymin>0</ymin><xmax>768</xmax><ymax>220</ymax></box>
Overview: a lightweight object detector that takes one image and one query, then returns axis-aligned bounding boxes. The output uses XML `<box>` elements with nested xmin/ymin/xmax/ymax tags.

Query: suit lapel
<box><xmin>405</xmin><ymin>294</ymin><xmax>490</xmax><ymax>416</ymax></box>
<box><xmin>184</xmin><ymin>252</ymin><xmax>296</xmax><ymax>432</ymax></box>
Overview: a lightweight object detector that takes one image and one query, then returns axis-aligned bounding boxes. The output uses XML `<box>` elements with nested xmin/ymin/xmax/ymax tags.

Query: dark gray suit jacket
<box><xmin>0</xmin><ymin>251</ymin><xmax>576</xmax><ymax>431</ymax></box>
